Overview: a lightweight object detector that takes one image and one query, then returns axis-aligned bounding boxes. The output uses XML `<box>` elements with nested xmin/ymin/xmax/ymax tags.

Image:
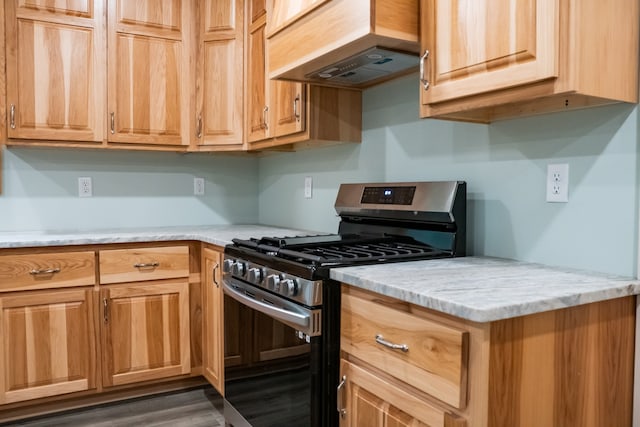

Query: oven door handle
<box><xmin>223</xmin><ymin>280</ymin><xmax>310</xmax><ymax>328</ymax></box>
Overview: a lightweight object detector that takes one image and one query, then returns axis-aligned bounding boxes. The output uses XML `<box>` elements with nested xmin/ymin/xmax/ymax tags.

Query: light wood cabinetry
<box><xmin>419</xmin><ymin>0</ymin><xmax>639</xmax><ymax>122</ymax></box>
<box><xmin>340</xmin><ymin>286</ymin><xmax>635</xmax><ymax>427</ymax></box>
<box><xmin>0</xmin><ymin>242</ymin><xmax>203</xmax><ymax>421</ymax></box>
<box><xmin>107</xmin><ymin>0</ymin><xmax>193</xmax><ymax>147</ymax></box>
<box><xmin>247</xmin><ymin>0</ymin><xmax>361</xmax><ymax>149</ymax></box>
<box><xmin>0</xmin><ymin>250</ymin><xmax>98</xmax><ymax>405</ymax></box>
<box><xmin>339</xmin><ymin>360</ymin><xmax>465</xmax><ymax>427</ymax></box>
<box><xmin>201</xmin><ymin>246</ymin><xmax>224</xmax><ymax>394</ymax></box>
<box><xmin>195</xmin><ymin>0</ymin><xmax>245</xmax><ymax>150</ymax></box>
<box><xmin>5</xmin><ymin>0</ymin><xmax>106</xmax><ymax>142</ymax></box>
<box><xmin>100</xmin><ymin>280</ymin><xmax>190</xmax><ymax>387</ymax></box>
<box><xmin>99</xmin><ymin>245</ymin><xmax>191</xmax><ymax>387</ymax></box>
<box><xmin>0</xmin><ymin>251</ymin><xmax>95</xmax><ymax>292</ymax></box>
<box><xmin>0</xmin><ymin>288</ymin><xmax>96</xmax><ymax>405</ymax></box>
<box><xmin>247</xmin><ymin>0</ymin><xmax>306</xmax><ymax>144</ymax></box>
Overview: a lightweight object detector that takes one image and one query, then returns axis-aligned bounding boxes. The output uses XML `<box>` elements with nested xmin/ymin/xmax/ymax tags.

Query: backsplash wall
<box><xmin>0</xmin><ymin>147</ymin><xmax>260</xmax><ymax>232</ymax></box>
<box><xmin>258</xmin><ymin>74</ymin><xmax>639</xmax><ymax>277</ymax></box>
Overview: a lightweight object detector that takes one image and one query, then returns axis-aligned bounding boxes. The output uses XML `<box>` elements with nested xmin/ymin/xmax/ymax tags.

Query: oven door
<box><xmin>223</xmin><ymin>277</ymin><xmax>322</xmax><ymax>427</ymax></box>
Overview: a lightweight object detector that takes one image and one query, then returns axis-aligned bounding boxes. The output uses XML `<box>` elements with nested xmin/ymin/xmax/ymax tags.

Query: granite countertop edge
<box><xmin>330</xmin><ymin>257</ymin><xmax>640</xmax><ymax>323</ymax></box>
<box><xmin>1</xmin><ymin>227</ymin><xmax>638</xmax><ymax>323</ymax></box>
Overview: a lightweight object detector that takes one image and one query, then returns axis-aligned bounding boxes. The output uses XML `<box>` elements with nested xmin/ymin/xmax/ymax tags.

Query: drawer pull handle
<box><xmin>134</xmin><ymin>262</ymin><xmax>160</xmax><ymax>269</ymax></box>
<box><xmin>337</xmin><ymin>375</ymin><xmax>347</xmax><ymax>418</ymax></box>
<box><xmin>375</xmin><ymin>334</ymin><xmax>409</xmax><ymax>352</ymax></box>
<box><xmin>29</xmin><ymin>268</ymin><xmax>61</xmax><ymax>275</ymax></box>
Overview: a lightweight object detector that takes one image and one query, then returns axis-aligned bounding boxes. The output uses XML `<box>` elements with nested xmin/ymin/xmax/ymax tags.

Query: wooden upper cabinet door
<box><xmin>196</xmin><ymin>0</ymin><xmax>244</xmax><ymax>148</ymax></box>
<box><xmin>421</xmin><ymin>0</ymin><xmax>559</xmax><ymax>105</ymax></box>
<box><xmin>5</xmin><ymin>0</ymin><xmax>106</xmax><ymax>142</ymax></box>
<box><xmin>107</xmin><ymin>0</ymin><xmax>190</xmax><ymax>145</ymax></box>
<box><xmin>101</xmin><ymin>280</ymin><xmax>190</xmax><ymax>387</ymax></box>
<box><xmin>246</xmin><ymin>15</ymin><xmax>268</xmax><ymax>143</ymax></box>
<box><xmin>202</xmin><ymin>247</ymin><xmax>223</xmax><ymax>394</ymax></box>
<box><xmin>272</xmin><ymin>80</ymin><xmax>305</xmax><ymax>138</ymax></box>
<box><xmin>0</xmin><ymin>289</ymin><xmax>96</xmax><ymax>404</ymax></box>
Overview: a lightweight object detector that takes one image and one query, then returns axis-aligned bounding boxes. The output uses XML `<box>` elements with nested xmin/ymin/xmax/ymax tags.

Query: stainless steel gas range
<box><xmin>222</xmin><ymin>181</ymin><xmax>466</xmax><ymax>427</ymax></box>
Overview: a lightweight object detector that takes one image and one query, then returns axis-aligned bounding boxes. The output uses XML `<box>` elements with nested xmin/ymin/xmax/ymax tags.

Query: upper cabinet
<box><xmin>2</xmin><ymin>0</ymin><xmax>362</xmax><ymax>151</ymax></box>
<box><xmin>196</xmin><ymin>0</ymin><xmax>245</xmax><ymax>150</ymax></box>
<box><xmin>420</xmin><ymin>0</ymin><xmax>640</xmax><ymax>122</ymax></box>
<box><xmin>5</xmin><ymin>0</ymin><xmax>106</xmax><ymax>142</ymax></box>
<box><xmin>266</xmin><ymin>0</ymin><xmax>419</xmax><ymax>88</ymax></box>
<box><xmin>107</xmin><ymin>0</ymin><xmax>193</xmax><ymax>147</ymax></box>
<box><xmin>247</xmin><ymin>0</ymin><xmax>361</xmax><ymax>149</ymax></box>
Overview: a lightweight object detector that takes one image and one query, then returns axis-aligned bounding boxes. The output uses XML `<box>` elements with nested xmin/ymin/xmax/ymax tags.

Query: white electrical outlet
<box><xmin>304</xmin><ymin>176</ymin><xmax>312</xmax><ymax>199</ymax></box>
<box><xmin>78</xmin><ymin>177</ymin><xmax>92</xmax><ymax>197</ymax></box>
<box><xmin>194</xmin><ymin>177</ymin><xmax>205</xmax><ymax>196</ymax></box>
<box><xmin>546</xmin><ymin>163</ymin><xmax>569</xmax><ymax>203</ymax></box>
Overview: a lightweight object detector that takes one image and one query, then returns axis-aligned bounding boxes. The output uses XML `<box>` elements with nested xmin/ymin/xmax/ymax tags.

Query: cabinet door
<box><xmin>196</xmin><ymin>0</ymin><xmax>244</xmax><ymax>148</ymax></box>
<box><xmin>272</xmin><ymin>80</ymin><xmax>305</xmax><ymax>137</ymax></box>
<box><xmin>101</xmin><ymin>281</ymin><xmax>190</xmax><ymax>387</ymax></box>
<box><xmin>202</xmin><ymin>248</ymin><xmax>224</xmax><ymax>394</ymax></box>
<box><xmin>0</xmin><ymin>289</ymin><xmax>96</xmax><ymax>404</ymax></box>
<box><xmin>5</xmin><ymin>0</ymin><xmax>106</xmax><ymax>142</ymax></box>
<box><xmin>246</xmin><ymin>13</ymin><xmax>269</xmax><ymax>143</ymax></box>
<box><xmin>107</xmin><ymin>0</ymin><xmax>190</xmax><ymax>146</ymax></box>
<box><xmin>420</xmin><ymin>0</ymin><xmax>558</xmax><ymax>105</ymax></box>
<box><xmin>339</xmin><ymin>360</ymin><xmax>465</xmax><ymax>427</ymax></box>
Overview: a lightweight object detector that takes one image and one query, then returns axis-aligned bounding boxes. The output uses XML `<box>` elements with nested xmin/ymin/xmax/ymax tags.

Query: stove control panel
<box><xmin>223</xmin><ymin>256</ymin><xmax>322</xmax><ymax>307</ymax></box>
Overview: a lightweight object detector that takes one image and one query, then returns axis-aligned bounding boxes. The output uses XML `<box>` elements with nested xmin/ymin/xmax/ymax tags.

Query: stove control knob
<box><xmin>232</xmin><ymin>261</ymin><xmax>246</xmax><ymax>277</ymax></box>
<box><xmin>247</xmin><ymin>268</ymin><xmax>264</xmax><ymax>284</ymax></box>
<box><xmin>222</xmin><ymin>259</ymin><xmax>234</xmax><ymax>274</ymax></box>
<box><xmin>282</xmin><ymin>278</ymin><xmax>299</xmax><ymax>297</ymax></box>
<box><xmin>266</xmin><ymin>274</ymin><xmax>281</xmax><ymax>292</ymax></box>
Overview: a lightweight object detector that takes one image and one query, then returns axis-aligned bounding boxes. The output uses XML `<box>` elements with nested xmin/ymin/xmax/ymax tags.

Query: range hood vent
<box><xmin>267</xmin><ymin>0</ymin><xmax>419</xmax><ymax>89</ymax></box>
<box><xmin>305</xmin><ymin>47</ymin><xmax>417</xmax><ymax>86</ymax></box>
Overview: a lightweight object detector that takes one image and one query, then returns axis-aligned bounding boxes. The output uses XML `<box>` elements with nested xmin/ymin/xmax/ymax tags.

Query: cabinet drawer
<box><xmin>341</xmin><ymin>291</ymin><xmax>469</xmax><ymax>409</ymax></box>
<box><xmin>99</xmin><ymin>246</ymin><xmax>189</xmax><ymax>284</ymax></box>
<box><xmin>0</xmin><ymin>251</ymin><xmax>95</xmax><ymax>292</ymax></box>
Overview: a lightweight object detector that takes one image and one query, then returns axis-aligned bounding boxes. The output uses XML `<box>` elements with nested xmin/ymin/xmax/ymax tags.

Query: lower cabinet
<box><xmin>341</xmin><ymin>286</ymin><xmax>636</xmax><ymax>427</ymax></box>
<box><xmin>339</xmin><ymin>359</ymin><xmax>465</xmax><ymax>427</ymax></box>
<box><xmin>202</xmin><ymin>246</ymin><xmax>224</xmax><ymax>394</ymax></box>
<box><xmin>0</xmin><ymin>288</ymin><xmax>96</xmax><ymax>404</ymax></box>
<box><xmin>100</xmin><ymin>280</ymin><xmax>191</xmax><ymax>387</ymax></box>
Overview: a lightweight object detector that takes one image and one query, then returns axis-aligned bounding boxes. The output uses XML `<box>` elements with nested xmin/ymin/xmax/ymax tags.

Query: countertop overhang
<box><xmin>1</xmin><ymin>225</ymin><xmax>638</xmax><ymax>323</ymax></box>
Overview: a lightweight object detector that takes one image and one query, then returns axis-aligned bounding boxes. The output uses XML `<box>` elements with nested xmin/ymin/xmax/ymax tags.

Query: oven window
<box><xmin>224</xmin><ymin>296</ymin><xmax>319</xmax><ymax>427</ymax></box>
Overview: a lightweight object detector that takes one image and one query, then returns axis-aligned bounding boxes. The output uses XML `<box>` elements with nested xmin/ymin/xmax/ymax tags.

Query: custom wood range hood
<box><xmin>267</xmin><ymin>0</ymin><xmax>419</xmax><ymax>88</ymax></box>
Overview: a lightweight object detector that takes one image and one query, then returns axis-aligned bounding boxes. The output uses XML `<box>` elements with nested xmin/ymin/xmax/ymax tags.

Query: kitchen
<box><xmin>0</xmin><ymin>1</ymin><xmax>639</xmax><ymax>426</ymax></box>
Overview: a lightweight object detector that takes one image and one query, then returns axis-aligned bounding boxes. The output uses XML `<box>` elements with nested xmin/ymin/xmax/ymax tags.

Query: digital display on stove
<box><xmin>361</xmin><ymin>186</ymin><xmax>416</xmax><ymax>205</ymax></box>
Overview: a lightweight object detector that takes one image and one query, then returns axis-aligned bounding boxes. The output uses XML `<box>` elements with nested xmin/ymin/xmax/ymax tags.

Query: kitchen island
<box><xmin>0</xmin><ymin>226</ymin><xmax>638</xmax><ymax>426</ymax></box>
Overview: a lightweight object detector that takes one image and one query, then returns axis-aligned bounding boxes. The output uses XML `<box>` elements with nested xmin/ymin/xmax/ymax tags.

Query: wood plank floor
<box><xmin>0</xmin><ymin>386</ymin><xmax>224</xmax><ymax>427</ymax></box>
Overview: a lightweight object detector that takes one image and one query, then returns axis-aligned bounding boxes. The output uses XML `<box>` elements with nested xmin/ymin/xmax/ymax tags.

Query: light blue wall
<box><xmin>258</xmin><ymin>74</ymin><xmax>640</xmax><ymax>277</ymax></box>
<box><xmin>0</xmin><ymin>147</ymin><xmax>260</xmax><ymax>232</ymax></box>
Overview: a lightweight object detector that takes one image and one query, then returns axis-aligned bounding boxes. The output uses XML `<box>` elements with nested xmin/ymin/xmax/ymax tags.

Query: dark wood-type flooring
<box><xmin>0</xmin><ymin>386</ymin><xmax>224</xmax><ymax>427</ymax></box>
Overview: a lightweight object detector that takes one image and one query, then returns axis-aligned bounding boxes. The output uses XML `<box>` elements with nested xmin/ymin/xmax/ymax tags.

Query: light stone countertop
<box><xmin>1</xmin><ymin>227</ymin><xmax>638</xmax><ymax>323</ymax></box>
<box><xmin>0</xmin><ymin>225</ymin><xmax>314</xmax><ymax>249</ymax></box>
<box><xmin>330</xmin><ymin>256</ymin><xmax>640</xmax><ymax>322</ymax></box>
